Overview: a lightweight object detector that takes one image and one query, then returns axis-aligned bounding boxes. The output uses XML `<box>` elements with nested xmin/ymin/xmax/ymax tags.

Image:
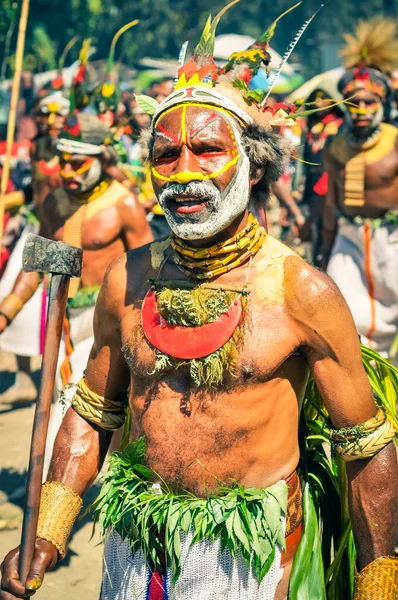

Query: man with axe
<box><xmin>1</xmin><ymin>5</ymin><xmax>397</xmax><ymax>600</ymax></box>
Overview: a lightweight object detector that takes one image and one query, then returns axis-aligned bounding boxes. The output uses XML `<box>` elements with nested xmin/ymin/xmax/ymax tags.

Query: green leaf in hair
<box><xmin>135</xmin><ymin>94</ymin><xmax>159</xmax><ymax>116</ymax></box>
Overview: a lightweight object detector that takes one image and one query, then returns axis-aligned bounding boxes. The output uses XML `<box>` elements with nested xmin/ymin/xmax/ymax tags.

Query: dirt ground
<box><xmin>0</xmin><ymin>351</ymin><xmax>102</xmax><ymax>600</ymax></box>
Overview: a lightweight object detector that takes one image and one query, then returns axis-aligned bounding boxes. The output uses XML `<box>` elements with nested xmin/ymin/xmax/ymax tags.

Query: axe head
<box><xmin>22</xmin><ymin>234</ymin><xmax>83</xmax><ymax>277</ymax></box>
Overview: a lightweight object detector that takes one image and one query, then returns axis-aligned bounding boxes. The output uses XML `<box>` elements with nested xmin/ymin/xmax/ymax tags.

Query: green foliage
<box><xmin>32</xmin><ymin>25</ymin><xmax>56</xmax><ymax>70</ymax></box>
<box><xmin>1</xmin><ymin>0</ymin><xmax>395</xmax><ymax>82</ymax></box>
<box><xmin>232</xmin><ymin>78</ymin><xmax>265</xmax><ymax>105</ymax></box>
<box><xmin>135</xmin><ymin>94</ymin><xmax>159</xmax><ymax>116</ymax></box>
<box><xmin>91</xmin><ymin>437</ymin><xmax>288</xmax><ymax>585</ymax></box>
<box><xmin>289</xmin><ymin>482</ymin><xmax>327</xmax><ymax>599</ymax></box>
<box><xmin>292</xmin><ymin>345</ymin><xmax>398</xmax><ymax>600</ymax></box>
<box><xmin>87</xmin><ymin>0</ymin><xmax>102</xmax><ymax>16</ymax></box>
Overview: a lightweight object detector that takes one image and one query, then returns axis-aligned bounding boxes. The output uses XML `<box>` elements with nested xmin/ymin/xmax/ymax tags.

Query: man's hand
<box><xmin>0</xmin><ymin>315</ymin><xmax>8</xmax><ymax>334</ymax></box>
<box><xmin>0</xmin><ymin>539</ymin><xmax>57</xmax><ymax>599</ymax></box>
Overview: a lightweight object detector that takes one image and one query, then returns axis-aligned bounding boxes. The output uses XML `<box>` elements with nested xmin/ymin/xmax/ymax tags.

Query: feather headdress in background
<box><xmin>338</xmin><ymin>17</ymin><xmax>398</xmax><ymax>99</ymax></box>
<box><xmin>340</xmin><ymin>17</ymin><xmax>398</xmax><ymax>75</ymax></box>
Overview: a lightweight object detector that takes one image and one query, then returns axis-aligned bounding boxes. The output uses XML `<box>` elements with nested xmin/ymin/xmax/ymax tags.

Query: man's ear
<box><xmin>250</xmin><ymin>165</ymin><xmax>265</xmax><ymax>186</ymax></box>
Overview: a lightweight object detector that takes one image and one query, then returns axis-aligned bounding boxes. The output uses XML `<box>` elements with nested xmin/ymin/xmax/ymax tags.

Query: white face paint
<box><xmin>66</xmin><ymin>157</ymin><xmax>103</xmax><ymax>195</ymax></box>
<box><xmin>157</xmin><ymin>119</ymin><xmax>252</xmax><ymax>240</ymax></box>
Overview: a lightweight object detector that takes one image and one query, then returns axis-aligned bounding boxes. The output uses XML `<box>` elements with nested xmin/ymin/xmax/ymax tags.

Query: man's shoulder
<box><xmin>105</xmin><ymin>237</ymin><xmax>169</xmax><ymax>298</ymax></box>
<box><xmin>258</xmin><ymin>236</ymin><xmax>346</xmax><ymax>316</ymax></box>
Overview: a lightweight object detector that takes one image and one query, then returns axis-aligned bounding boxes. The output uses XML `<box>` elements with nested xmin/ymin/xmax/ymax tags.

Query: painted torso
<box><xmin>119</xmin><ymin>236</ymin><xmax>310</xmax><ymax>497</ymax></box>
<box><xmin>328</xmin><ymin>123</ymin><xmax>398</xmax><ymax>218</ymax></box>
<box><xmin>42</xmin><ymin>180</ymin><xmax>129</xmax><ymax>288</ymax></box>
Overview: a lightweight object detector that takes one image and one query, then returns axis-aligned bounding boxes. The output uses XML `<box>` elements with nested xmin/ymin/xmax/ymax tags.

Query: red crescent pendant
<box><xmin>141</xmin><ymin>286</ymin><xmax>242</xmax><ymax>360</ymax></box>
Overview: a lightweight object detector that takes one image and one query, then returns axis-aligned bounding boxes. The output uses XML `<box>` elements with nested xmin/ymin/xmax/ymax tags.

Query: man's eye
<box><xmin>199</xmin><ymin>147</ymin><xmax>225</xmax><ymax>155</ymax></box>
<box><xmin>156</xmin><ymin>151</ymin><xmax>178</xmax><ymax>161</ymax></box>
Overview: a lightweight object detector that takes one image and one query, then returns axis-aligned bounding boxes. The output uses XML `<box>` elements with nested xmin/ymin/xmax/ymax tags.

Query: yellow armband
<box><xmin>331</xmin><ymin>408</ymin><xmax>396</xmax><ymax>462</ymax></box>
<box><xmin>71</xmin><ymin>377</ymin><xmax>127</xmax><ymax>430</ymax></box>
<box><xmin>354</xmin><ymin>556</ymin><xmax>398</xmax><ymax>599</ymax></box>
<box><xmin>37</xmin><ymin>481</ymin><xmax>82</xmax><ymax>558</ymax></box>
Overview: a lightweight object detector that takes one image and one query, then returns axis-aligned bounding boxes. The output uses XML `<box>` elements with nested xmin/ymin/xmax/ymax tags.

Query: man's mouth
<box><xmin>63</xmin><ymin>179</ymin><xmax>80</xmax><ymax>190</ymax></box>
<box><xmin>170</xmin><ymin>194</ymin><xmax>209</xmax><ymax>214</ymax></box>
<box><xmin>354</xmin><ymin>118</ymin><xmax>371</xmax><ymax>127</ymax></box>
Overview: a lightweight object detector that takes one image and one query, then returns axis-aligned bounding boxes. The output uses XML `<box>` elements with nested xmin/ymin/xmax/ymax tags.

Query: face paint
<box><xmin>345</xmin><ymin>92</ymin><xmax>383</xmax><ymax>138</ymax></box>
<box><xmin>60</xmin><ymin>155</ymin><xmax>103</xmax><ymax>195</ymax></box>
<box><xmin>152</xmin><ymin>105</ymin><xmax>252</xmax><ymax>240</ymax></box>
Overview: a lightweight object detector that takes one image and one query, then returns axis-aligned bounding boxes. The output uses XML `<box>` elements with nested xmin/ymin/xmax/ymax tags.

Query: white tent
<box><xmin>287</xmin><ymin>67</ymin><xmax>344</xmax><ymax>102</ymax></box>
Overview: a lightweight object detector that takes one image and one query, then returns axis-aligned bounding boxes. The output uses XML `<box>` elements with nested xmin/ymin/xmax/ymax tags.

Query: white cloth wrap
<box><xmin>0</xmin><ymin>223</ymin><xmax>43</xmax><ymax>357</ymax></box>
<box><xmin>327</xmin><ymin>217</ymin><xmax>398</xmax><ymax>363</ymax></box>
<box><xmin>100</xmin><ymin>524</ymin><xmax>285</xmax><ymax>600</ymax></box>
<box><xmin>43</xmin><ymin>304</ymin><xmax>95</xmax><ymax>477</ymax></box>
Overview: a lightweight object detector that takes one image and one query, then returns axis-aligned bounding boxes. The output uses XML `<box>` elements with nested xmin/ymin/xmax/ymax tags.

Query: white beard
<box><xmin>164</xmin><ymin>152</ymin><xmax>251</xmax><ymax>240</ymax></box>
<box><xmin>345</xmin><ymin>104</ymin><xmax>384</xmax><ymax>138</ymax></box>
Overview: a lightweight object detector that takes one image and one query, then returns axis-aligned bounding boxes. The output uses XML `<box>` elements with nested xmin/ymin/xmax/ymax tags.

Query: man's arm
<box><xmin>0</xmin><ymin>219</ymin><xmax>51</xmax><ymax>333</ymax></box>
<box><xmin>118</xmin><ymin>193</ymin><xmax>154</xmax><ymax>251</ymax></box>
<box><xmin>271</xmin><ymin>177</ymin><xmax>305</xmax><ymax>226</ymax></box>
<box><xmin>292</xmin><ymin>265</ymin><xmax>398</xmax><ymax>571</ymax></box>
<box><xmin>0</xmin><ymin>256</ymin><xmax>130</xmax><ymax>599</ymax></box>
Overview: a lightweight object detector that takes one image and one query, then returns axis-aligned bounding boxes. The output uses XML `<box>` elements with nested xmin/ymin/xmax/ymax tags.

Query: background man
<box><xmin>322</xmin><ymin>19</ymin><xmax>398</xmax><ymax>363</ymax></box>
<box><xmin>0</xmin><ymin>111</ymin><xmax>153</xmax><ymax>463</ymax></box>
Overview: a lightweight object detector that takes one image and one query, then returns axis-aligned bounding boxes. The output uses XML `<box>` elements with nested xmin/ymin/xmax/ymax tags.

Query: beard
<box><xmin>157</xmin><ymin>152</ymin><xmax>251</xmax><ymax>240</ymax></box>
<box><xmin>347</xmin><ymin>105</ymin><xmax>384</xmax><ymax>140</ymax></box>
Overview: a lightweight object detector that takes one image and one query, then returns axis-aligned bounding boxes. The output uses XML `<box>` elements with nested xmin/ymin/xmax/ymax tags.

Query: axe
<box><xmin>18</xmin><ymin>234</ymin><xmax>83</xmax><ymax>586</ymax></box>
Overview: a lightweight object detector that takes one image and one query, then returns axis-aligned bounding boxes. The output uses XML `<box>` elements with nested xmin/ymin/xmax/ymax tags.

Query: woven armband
<box><xmin>37</xmin><ymin>481</ymin><xmax>82</xmax><ymax>558</ymax></box>
<box><xmin>331</xmin><ymin>408</ymin><xmax>396</xmax><ymax>462</ymax></box>
<box><xmin>71</xmin><ymin>377</ymin><xmax>127</xmax><ymax>430</ymax></box>
<box><xmin>354</xmin><ymin>556</ymin><xmax>398</xmax><ymax>599</ymax></box>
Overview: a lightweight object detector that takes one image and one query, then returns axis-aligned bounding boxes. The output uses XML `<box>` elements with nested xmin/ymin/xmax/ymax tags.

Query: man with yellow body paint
<box><xmin>0</xmin><ymin>111</ymin><xmax>153</xmax><ymax>465</ymax></box>
<box><xmin>321</xmin><ymin>20</ymin><xmax>398</xmax><ymax>363</ymax></box>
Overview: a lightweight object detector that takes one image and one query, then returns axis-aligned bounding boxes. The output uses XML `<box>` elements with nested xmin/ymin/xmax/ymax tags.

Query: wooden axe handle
<box><xmin>19</xmin><ymin>273</ymin><xmax>70</xmax><ymax>584</ymax></box>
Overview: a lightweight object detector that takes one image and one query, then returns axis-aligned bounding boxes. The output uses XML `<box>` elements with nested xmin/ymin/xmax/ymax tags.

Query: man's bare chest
<box><xmin>48</xmin><ymin>203</ymin><xmax>122</xmax><ymax>250</ymax></box>
<box><xmin>121</xmin><ymin>296</ymin><xmax>303</xmax><ymax>391</ymax></box>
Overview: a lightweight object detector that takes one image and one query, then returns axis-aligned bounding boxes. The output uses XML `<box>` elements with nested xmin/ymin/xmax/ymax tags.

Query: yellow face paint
<box><xmin>181</xmin><ymin>104</ymin><xmax>187</xmax><ymax>144</ymax></box>
<box><xmin>153</xmin><ymin>102</ymin><xmax>245</xmax><ymax>129</ymax></box>
<box><xmin>151</xmin><ymin>154</ymin><xmax>241</xmax><ymax>183</ymax></box>
<box><xmin>60</xmin><ymin>157</ymin><xmax>95</xmax><ymax>179</ymax></box>
<box><xmin>153</xmin><ymin>103</ymin><xmax>242</xmax><ymax>184</ymax></box>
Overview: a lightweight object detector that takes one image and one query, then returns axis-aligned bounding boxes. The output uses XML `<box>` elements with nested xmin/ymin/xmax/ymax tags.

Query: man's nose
<box><xmin>63</xmin><ymin>162</ymin><xmax>73</xmax><ymax>174</ymax></box>
<box><xmin>171</xmin><ymin>146</ymin><xmax>204</xmax><ymax>184</ymax></box>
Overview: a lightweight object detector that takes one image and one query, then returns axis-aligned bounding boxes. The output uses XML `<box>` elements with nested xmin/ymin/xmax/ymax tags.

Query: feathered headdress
<box><xmin>338</xmin><ymin>17</ymin><xmax>398</xmax><ymax>98</ymax></box>
<box><xmin>70</xmin><ymin>39</ymin><xmax>93</xmax><ymax>111</ymax></box>
<box><xmin>93</xmin><ymin>20</ymin><xmax>139</xmax><ymax>114</ymax></box>
<box><xmin>39</xmin><ymin>37</ymin><xmax>78</xmax><ymax>116</ymax></box>
<box><xmin>137</xmin><ymin>0</ymin><xmax>324</xmax><ymax>129</ymax></box>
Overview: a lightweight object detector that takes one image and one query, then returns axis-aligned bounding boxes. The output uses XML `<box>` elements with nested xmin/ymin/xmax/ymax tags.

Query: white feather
<box><xmin>175</xmin><ymin>41</ymin><xmax>189</xmax><ymax>85</ymax></box>
<box><xmin>261</xmin><ymin>3</ymin><xmax>325</xmax><ymax>106</ymax></box>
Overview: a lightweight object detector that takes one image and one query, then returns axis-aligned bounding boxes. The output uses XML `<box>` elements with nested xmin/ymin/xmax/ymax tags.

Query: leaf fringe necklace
<box><xmin>142</xmin><ymin>213</ymin><xmax>266</xmax><ymax>388</ymax></box>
